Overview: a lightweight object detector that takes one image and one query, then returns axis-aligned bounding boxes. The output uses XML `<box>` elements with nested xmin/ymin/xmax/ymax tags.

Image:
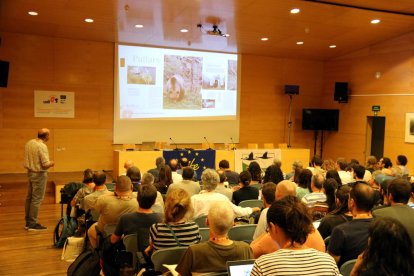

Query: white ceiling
<box><xmin>2</xmin><ymin>0</ymin><xmax>414</xmax><ymax>60</ymax></box>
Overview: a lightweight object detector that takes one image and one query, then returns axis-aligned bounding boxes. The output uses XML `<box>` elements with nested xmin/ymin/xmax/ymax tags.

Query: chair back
<box><xmin>238</xmin><ymin>199</ymin><xmax>263</xmax><ymax>209</ymax></box>
<box><xmin>228</xmin><ymin>224</ymin><xmax>257</xmax><ymax>242</ymax></box>
<box><xmin>194</xmin><ymin>215</ymin><xmax>208</xmax><ymax>228</ymax></box>
<box><xmin>199</xmin><ymin>228</ymin><xmax>210</xmax><ymax>242</ymax></box>
<box><xmin>151</xmin><ymin>247</ymin><xmax>188</xmax><ymax>273</ymax></box>
<box><xmin>339</xmin><ymin>259</ymin><xmax>357</xmax><ymax>276</ymax></box>
<box><xmin>123</xmin><ymin>234</ymin><xmax>138</xmax><ymax>270</ymax></box>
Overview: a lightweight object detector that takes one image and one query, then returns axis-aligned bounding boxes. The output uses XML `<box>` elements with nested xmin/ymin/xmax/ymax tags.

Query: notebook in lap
<box><xmin>227</xmin><ymin>259</ymin><xmax>255</xmax><ymax>276</ymax></box>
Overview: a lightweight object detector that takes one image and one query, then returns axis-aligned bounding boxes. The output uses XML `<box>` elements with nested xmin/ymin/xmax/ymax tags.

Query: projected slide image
<box><xmin>127</xmin><ymin>66</ymin><xmax>156</xmax><ymax>85</ymax></box>
<box><xmin>202</xmin><ymin>99</ymin><xmax>216</xmax><ymax>108</ymax></box>
<box><xmin>228</xmin><ymin>60</ymin><xmax>237</xmax><ymax>91</ymax></box>
<box><xmin>163</xmin><ymin>55</ymin><xmax>202</xmax><ymax>110</ymax></box>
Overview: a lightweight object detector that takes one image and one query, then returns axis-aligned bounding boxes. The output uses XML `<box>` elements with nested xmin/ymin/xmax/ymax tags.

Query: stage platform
<box><xmin>0</xmin><ymin>171</ymin><xmax>114</xmax><ymax>207</ymax></box>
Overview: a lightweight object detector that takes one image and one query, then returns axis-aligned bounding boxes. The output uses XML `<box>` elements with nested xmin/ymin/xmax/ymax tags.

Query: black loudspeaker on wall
<box><xmin>0</xmin><ymin>60</ymin><xmax>10</xmax><ymax>88</ymax></box>
<box><xmin>284</xmin><ymin>84</ymin><xmax>299</xmax><ymax>95</ymax></box>
<box><xmin>334</xmin><ymin>82</ymin><xmax>348</xmax><ymax>103</ymax></box>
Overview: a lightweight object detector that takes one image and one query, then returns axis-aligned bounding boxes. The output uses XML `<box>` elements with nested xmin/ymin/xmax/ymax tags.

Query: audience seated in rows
<box><xmin>141</xmin><ymin>173</ymin><xmax>164</xmax><ymax>215</ymax></box>
<box><xmin>122</xmin><ymin>160</ymin><xmax>134</xmax><ymax>176</ymax></box>
<box><xmin>169</xmin><ymin>159</ymin><xmax>183</xmax><ymax>184</ymax></box>
<box><xmin>351</xmin><ymin>217</ymin><xmax>414</xmax><ymax>276</ymax></box>
<box><xmin>176</xmin><ymin>157</ymin><xmax>198</xmax><ymax>180</ymax></box>
<box><xmin>191</xmin><ymin>169</ymin><xmax>260</xmax><ymax>219</ymax></box>
<box><xmin>263</xmin><ymin>162</ymin><xmax>284</xmax><ymax>185</ymax></box>
<box><xmin>88</xmin><ymin>176</ymin><xmax>138</xmax><ymax>248</ymax></box>
<box><xmin>83</xmin><ymin>170</ymin><xmax>110</xmax><ymax>212</ymax></box>
<box><xmin>302</xmin><ymin>173</ymin><xmax>326</xmax><ymax>208</ymax></box>
<box><xmin>155</xmin><ymin>165</ymin><xmax>173</xmax><ymax>194</ymax></box>
<box><xmin>218</xmin><ymin>159</ymin><xmax>239</xmax><ymax>185</ymax></box>
<box><xmin>232</xmin><ymin>171</ymin><xmax>259</xmax><ymax>205</ymax></box>
<box><xmin>248</xmin><ymin>161</ymin><xmax>263</xmax><ymax>185</ymax></box>
<box><xmin>308</xmin><ymin>155</ymin><xmax>326</xmax><ymax>177</ymax></box>
<box><xmin>372</xmin><ymin>178</ymin><xmax>414</xmax><ymax>255</ymax></box>
<box><xmin>296</xmin><ymin>168</ymin><xmax>312</xmax><ymax>199</ymax></box>
<box><xmin>317</xmin><ymin>185</ymin><xmax>352</xmax><ymax>239</ymax></box>
<box><xmin>167</xmin><ymin>167</ymin><xmax>200</xmax><ymax>197</ymax></box>
<box><xmin>326</xmin><ymin>169</ymin><xmax>343</xmax><ymax>187</ymax></box>
<box><xmin>328</xmin><ymin>183</ymin><xmax>375</xmax><ymax>267</ymax></box>
<box><xmin>253</xmin><ymin>182</ymin><xmax>276</xmax><ymax>240</ymax></box>
<box><xmin>126</xmin><ymin>166</ymin><xmax>141</xmax><ymax>191</ymax></box>
<box><xmin>348</xmin><ymin>164</ymin><xmax>368</xmax><ymax>188</ymax></box>
<box><xmin>396</xmin><ymin>154</ymin><xmax>409</xmax><ymax>177</ymax></box>
<box><xmin>176</xmin><ymin>201</ymin><xmax>253</xmax><ymax>275</ymax></box>
<box><xmin>251</xmin><ymin>196</ymin><xmax>339</xmax><ymax>275</ymax></box>
<box><xmin>336</xmin><ymin>158</ymin><xmax>353</xmax><ymax>185</ymax></box>
<box><xmin>147</xmin><ymin>188</ymin><xmax>200</xmax><ymax>253</ymax></box>
<box><xmin>71</xmin><ymin>168</ymin><xmax>95</xmax><ymax>210</ymax></box>
<box><xmin>285</xmin><ymin>160</ymin><xmax>303</xmax><ymax>181</ymax></box>
<box><xmin>215</xmin><ymin>170</ymin><xmax>233</xmax><ymax>201</ymax></box>
<box><xmin>147</xmin><ymin>156</ymin><xmax>165</xmax><ymax>180</ymax></box>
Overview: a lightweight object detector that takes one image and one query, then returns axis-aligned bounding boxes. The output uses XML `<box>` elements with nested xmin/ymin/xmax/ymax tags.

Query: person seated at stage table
<box><xmin>155</xmin><ymin>165</ymin><xmax>173</xmax><ymax>194</ymax></box>
<box><xmin>191</xmin><ymin>169</ymin><xmax>260</xmax><ymax>219</ymax></box>
<box><xmin>167</xmin><ymin>166</ymin><xmax>200</xmax><ymax>197</ymax></box>
<box><xmin>232</xmin><ymin>171</ymin><xmax>259</xmax><ymax>206</ymax></box>
<box><xmin>141</xmin><ymin>173</ymin><xmax>164</xmax><ymax>215</ymax></box>
<box><xmin>126</xmin><ymin>166</ymin><xmax>141</xmax><ymax>191</ymax></box>
<box><xmin>175</xmin><ymin>201</ymin><xmax>253</xmax><ymax>276</ymax></box>
<box><xmin>71</xmin><ymin>168</ymin><xmax>95</xmax><ymax>210</ymax></box>
<box><xmin>83</xmin><ymin>170</ymin><xmax>110</xmax><ymax>211</ymax></box>
<box><xmin>218</xmin><ymin>159</ymin><xmax>239</xmax><ymax>185</ymax></box>
<box><xmin>147</xmin><ymin>156</ymin><xmax>165</xmax><ymax>180</ymax></box>
<box><xmin>169</xmin><ymin>159</ymin><xmax>183</xmax><ymax>184</ymax></box>
<box><xmin>87</xmin><ymin>175</ymin><xmax>138</xmax><ymax>248</ymax></box>
<box><xmin>146</xmin><ymin>188</ymin><xmax>200</xmax><ymax>254</ymax></box>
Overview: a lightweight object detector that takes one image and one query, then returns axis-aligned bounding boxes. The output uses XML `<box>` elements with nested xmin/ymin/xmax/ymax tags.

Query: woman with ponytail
<box><xmin>232</xmin><ymin>171</ymin><xmax>260</xmax><ymax>205</ymax></box>
<box><xmin>146</xmin><ymin>188</ymin><xmax>201</xmax><ymax>254</ymax></box>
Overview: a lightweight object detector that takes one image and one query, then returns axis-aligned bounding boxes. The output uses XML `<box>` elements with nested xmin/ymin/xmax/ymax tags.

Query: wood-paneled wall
<box><xmin>322</xmin><ymin>31</ymin><xmax>414</xmax><ymax>173</ymax></box>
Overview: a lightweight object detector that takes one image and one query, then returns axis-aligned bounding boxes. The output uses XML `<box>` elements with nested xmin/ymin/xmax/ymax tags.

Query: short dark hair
<box><xmin>267</xmin><ymin>196</ymin><xmax>313</xmax><ymax>245</ymax></box>
<box><xmin>397</xmin><ymin>155</ymin><xmax>408</xmax><ymax>166</ymax></box>
<box><xmin>127</xmin><ymin>166</ymin><xmax>141</xmax><ymax>182</ymax></box>
<box><xmin>353</xmin><ymin>164</ymin><xmax>366</xmax><ymax>179</ymax></box>
<box><xmin>83</xmin><ymin>168</ymin><xmax>94</xmax><ymax>183</ymax></box>
<box><xmin>180</xmin><ymin>157</ymin><xmax>189</xmax><ymax>167</ymax></box>
<box><xmin>219</xmin><ymin>160</ymin><xmax>230</xmax><ymax>169</ymax></box>
<box><xmin>93</xmin><ymin>171</ymin><xmax>106</xmax><ymax>186</ymax></box>
<box><xmin>350</xmin><ymin>183</ymin><xmax>375</xmax><ymax>212</ymax></box>
<box><xmin>312</xmin><ymin>156</ymin><xmax>323</xmax><ymax>166</ymax></box>
<box><xmin>297</xmin><ymin>169</ymin><xmax>312</xmax><ymax>190</ymax></box>
<box><xmin>382</xmin><ymin>157</ymin><xmax>392</xmax><ymax>168</ymax></box>
<box><xmin>239</xmin><ymin>171</ymin><xmax>251</xmax><ymax>186</ymax></box>
<box><xmin>182</xmin><ymin>167</ymin><xmax>194</xmax><ymax>180</ymax></box>
<box><xmin>387</xmin><ymin>178</ymin><xmax>411</xmax><ymax>204</ymax></box>
<box><xmin>137</xmin><ymin>184</ymin><xmax>157</xmax><ymax>209</ymax></box>
<box><xmin>261</xmin><ymin>182</ymin><xmax>276</xmax><ymax>205</ymax></box>
<box><xmin>337</xmin><ymin>158</ymin><xmax>347</xmax><ymax>170</ymax></box>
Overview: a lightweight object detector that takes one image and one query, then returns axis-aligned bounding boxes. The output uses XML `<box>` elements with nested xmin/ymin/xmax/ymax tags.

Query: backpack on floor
<box><xmin>67</xmin><ymin>248</ymin><xmax>100</xmax><ymax>276</ymax></box>
<box><xmin>54</xmin><ymin>215</ymin><xmax>78</xmax><ymax>248</ymax></box>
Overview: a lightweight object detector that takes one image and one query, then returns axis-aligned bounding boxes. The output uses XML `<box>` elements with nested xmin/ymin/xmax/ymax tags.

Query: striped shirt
<box><xmin>251</xmin><ymin>248</ymin><xmax>340</xmax><ymax>276</ymax></box>
<box><xmin>302</xmin><ymin>192</ymin><xmax>327</xmax><ymax>208</ymax></box>
<box><xmin>149</xmin><ymin>221</ymin><xmax>201</xmax><ymax>250</ymax></box>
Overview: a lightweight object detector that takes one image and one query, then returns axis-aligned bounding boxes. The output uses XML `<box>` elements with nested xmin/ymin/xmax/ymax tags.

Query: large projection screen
<box><xmin>114</xmin><ymin>44</ymin><xmax>240</xmax><ymax>144</ymax></box>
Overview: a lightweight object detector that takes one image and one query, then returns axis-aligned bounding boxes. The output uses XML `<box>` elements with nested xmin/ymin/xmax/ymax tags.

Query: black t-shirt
<box><xmin>232</xmin><ymin>186</ymin><xmax>259</xmax><ymax>205</ymax></box>
<box><xmin>328</xmin><ymin>218</ymin><xmax>373</xmax><ymax>267</ymax></box>
<box><xmin>318</xmin><ymin>214</ymin><xmax>353</xmax><ymax>239</ymax></box>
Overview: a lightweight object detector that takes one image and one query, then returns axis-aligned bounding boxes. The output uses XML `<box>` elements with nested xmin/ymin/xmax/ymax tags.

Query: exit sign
<box><xmin>372</xmin><ymin>105</ymin><xmax>380</xmax><ymax>112</ymax></box>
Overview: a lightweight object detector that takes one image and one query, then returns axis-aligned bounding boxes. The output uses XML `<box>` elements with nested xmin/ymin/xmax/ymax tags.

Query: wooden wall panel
<box><xmin>323</xmin><ymin>31</ymin><xmax>414</xmax><ymax>173</ymax></box>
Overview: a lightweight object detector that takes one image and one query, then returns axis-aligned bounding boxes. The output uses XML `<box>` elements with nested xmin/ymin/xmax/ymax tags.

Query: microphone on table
<box><xmin>169</xmin><ymin>137</ymin><xmax>179</xmax><ymax>150</ymax></box>
<box><xmin>230</xmin><ymin>137</ymin><xmax>237</xmax><ymax>150</ymax></box>
<box><xmin>203</xmin><ymin>137</ymin><xmax>213</xmax><ymax>150</ymax></box>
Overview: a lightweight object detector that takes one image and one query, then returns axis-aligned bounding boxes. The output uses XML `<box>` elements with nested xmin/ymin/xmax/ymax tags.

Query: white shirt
<box><xmin>253</xmin><ymin>208</ymin><xmax>268</xmax><ymax>240</ymax></box>
<box><xmin>338</xmin><ymin>170</ymin><xmax>353</xmax><ymax>185</ymax></box>
<box><xmin>171</xmin><ymin>171</ymin><xmax>183</xmax><ymax>183</ymax></box>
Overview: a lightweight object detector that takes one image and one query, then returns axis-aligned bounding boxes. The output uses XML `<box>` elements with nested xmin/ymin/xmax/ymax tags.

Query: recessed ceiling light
<box><xmin>329</xmin><ymin>45</ymin><xmax>337</xmax><ymax>48</ymax></box>
<box><xmin>85</xmin><ymin>18</ymin><xmax>94</xmax><ymax>23</ymax></box>
<box><xmin>261</xmin><ymin>37</ymin><xmax>269</xmax><ymax>41</ymax></box>
<box><xmin>223</xmin><ymin>33</ymin><xmax>230</xmax><ymax>37</ymax></box>
<box><xmin>28</xmin><ymin>11</ymin><xmax>38</xmax><ymax>16</ymax></box>
<box><xmin>371</xmin><ymin>19</ymin><xmax>381</xmax><ymax>24</ymax></box>
<box><xmin>134</xmin><ymin>24</ymin><xmax>144</xmax><ymax>28</ymax></box>
<box><xmin>290</xmin><ymin>8</ymin><xmax>300</xmax><ymax>14</ymax></box>
<box><xmin>180</xmin><ymin>29</ymin><xmax>189</xmax><ymax>33</ymax></box>
<box><xmin>296</xmin><ymin>41</ymin><xmax>304</xmax><ymax>45</ymax></box>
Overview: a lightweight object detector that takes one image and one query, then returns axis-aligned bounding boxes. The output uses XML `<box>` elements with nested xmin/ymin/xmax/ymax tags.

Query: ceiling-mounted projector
<box><xmin>197</xmin><ymin>24</ymin><xmax>229</xmax><ymax>37</ymax></box>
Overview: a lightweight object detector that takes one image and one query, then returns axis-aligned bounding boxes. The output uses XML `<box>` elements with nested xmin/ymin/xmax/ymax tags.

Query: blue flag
<box><xmin>163</xmin><ymin>150</ymin><xmax>216</xmax><ymax>180</ymax></box>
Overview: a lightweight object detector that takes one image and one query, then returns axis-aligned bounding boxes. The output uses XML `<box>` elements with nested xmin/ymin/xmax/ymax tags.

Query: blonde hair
<box><xmin>164</xmin><ymin>188</ymin><xmax>193</xmax><ymax>223</ymax></box>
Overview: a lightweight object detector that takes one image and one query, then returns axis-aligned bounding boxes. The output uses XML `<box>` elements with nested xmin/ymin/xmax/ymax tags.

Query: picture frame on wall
<box><xmin>405</xmin><ymin>113</ymin><xmax>414</xmax><ymax>143</ymax></box>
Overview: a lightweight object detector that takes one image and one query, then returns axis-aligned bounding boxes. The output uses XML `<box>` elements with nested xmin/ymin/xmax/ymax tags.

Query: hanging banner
<box><xmin>234</xmin><ymin>149</ymin><xmax>281</xmax><ymax>173</ymax></box>
<box><xmin>34</xmin><ymin>90</ymin><xmax>75</xmax><ymax>118</ymax></box>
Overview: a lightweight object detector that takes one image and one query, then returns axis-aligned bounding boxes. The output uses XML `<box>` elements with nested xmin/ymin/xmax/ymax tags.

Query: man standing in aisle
<box><xmin>24</xmin><ymin>128</ymin><xmax>55</xmax><ymax>231</ymax></box>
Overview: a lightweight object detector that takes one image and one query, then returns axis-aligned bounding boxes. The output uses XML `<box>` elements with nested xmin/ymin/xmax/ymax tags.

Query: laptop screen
<box><xmin>227</xmin><ymin>259</ymin><xmax>255</xmax><ymax>276</ymax></box>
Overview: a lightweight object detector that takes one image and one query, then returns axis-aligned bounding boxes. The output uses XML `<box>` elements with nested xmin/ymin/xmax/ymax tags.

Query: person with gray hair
<box><xmin>191</xmin><ymin>169</ymin><xmax>260</xmax><ymax>218</ymax></box>
<box><xmin>176</xmin><ymin>201</ymin><xmax>253</xmax><ymax>275</ymax></box>
<box><xmin>147</xmin><ymin>156</ymin><xmax>165</xmax><ymax>179</ymax></box>
<box><xmin>302</xmin><ymin>173</ymin><xmax>327</xmax><ymax>208</ymax></box>
<box><xmin>285</xmin><ymin>160</ymin><xmax>303</xmax><ymax>180</ymax></box>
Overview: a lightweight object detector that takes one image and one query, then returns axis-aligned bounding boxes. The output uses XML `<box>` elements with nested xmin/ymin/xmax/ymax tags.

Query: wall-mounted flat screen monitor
<box><xmin>302</xmin><ymin>109</ymin><xmax>339</xmax><ymax>131</ymax></box>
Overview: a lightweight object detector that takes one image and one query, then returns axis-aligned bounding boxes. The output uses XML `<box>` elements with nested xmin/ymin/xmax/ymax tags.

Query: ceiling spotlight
<box><xmin>134</xmin><ymin>24</ymin><xmax>144</xmax><ymax>28</ymax></box>
<box><xmin>180</xmin><ymin>28</ymin><xmax>189</xmax><ymax>33</ymax></box>
<box><xmin>223</xmin><ymin>33</ymin><xmax>230</xmax><ymax>37</ymax></box>
<box><xmin>85</xmin><ymin>18</ymin><xmax>94</xmax><ymax>23</ymax></box>
<box><xmin>290</xmin><ymin>8</ymin><xmax>300</xmax><ymax>14</ymax></box>
<box><xmin>296</xmin><ymin>41</ymin><xmax>304</xmax><ymax>45</ymax></box>
<box><xmin>329</xmin><ymin>45</ymin><xmax>337</xmax><ymax>48</ymax></box>
<box><xmin>261</xmin><ymin>37</ymin><xmax>269</xmax><ymax>41</ymax></box>
<box><xmin>28</xmin><ymin>11</ymin><xmax>38</xmax><ymax>16</ymax></box>
<box><xmin>371</xmin><ymin>19</ymin><xmax>381</xmax><ymax>24</ymax></box>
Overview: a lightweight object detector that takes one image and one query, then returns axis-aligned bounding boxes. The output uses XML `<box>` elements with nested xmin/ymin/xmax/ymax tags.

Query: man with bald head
<box><xmin>169</xmin><ymin>158</ymin><xmax>183</xmax><ymax>183</ymax></box>
<box><xmin>24</xmin><ymin>128</ymin><xmax>55</xmax><ymax>231</ymax></box>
